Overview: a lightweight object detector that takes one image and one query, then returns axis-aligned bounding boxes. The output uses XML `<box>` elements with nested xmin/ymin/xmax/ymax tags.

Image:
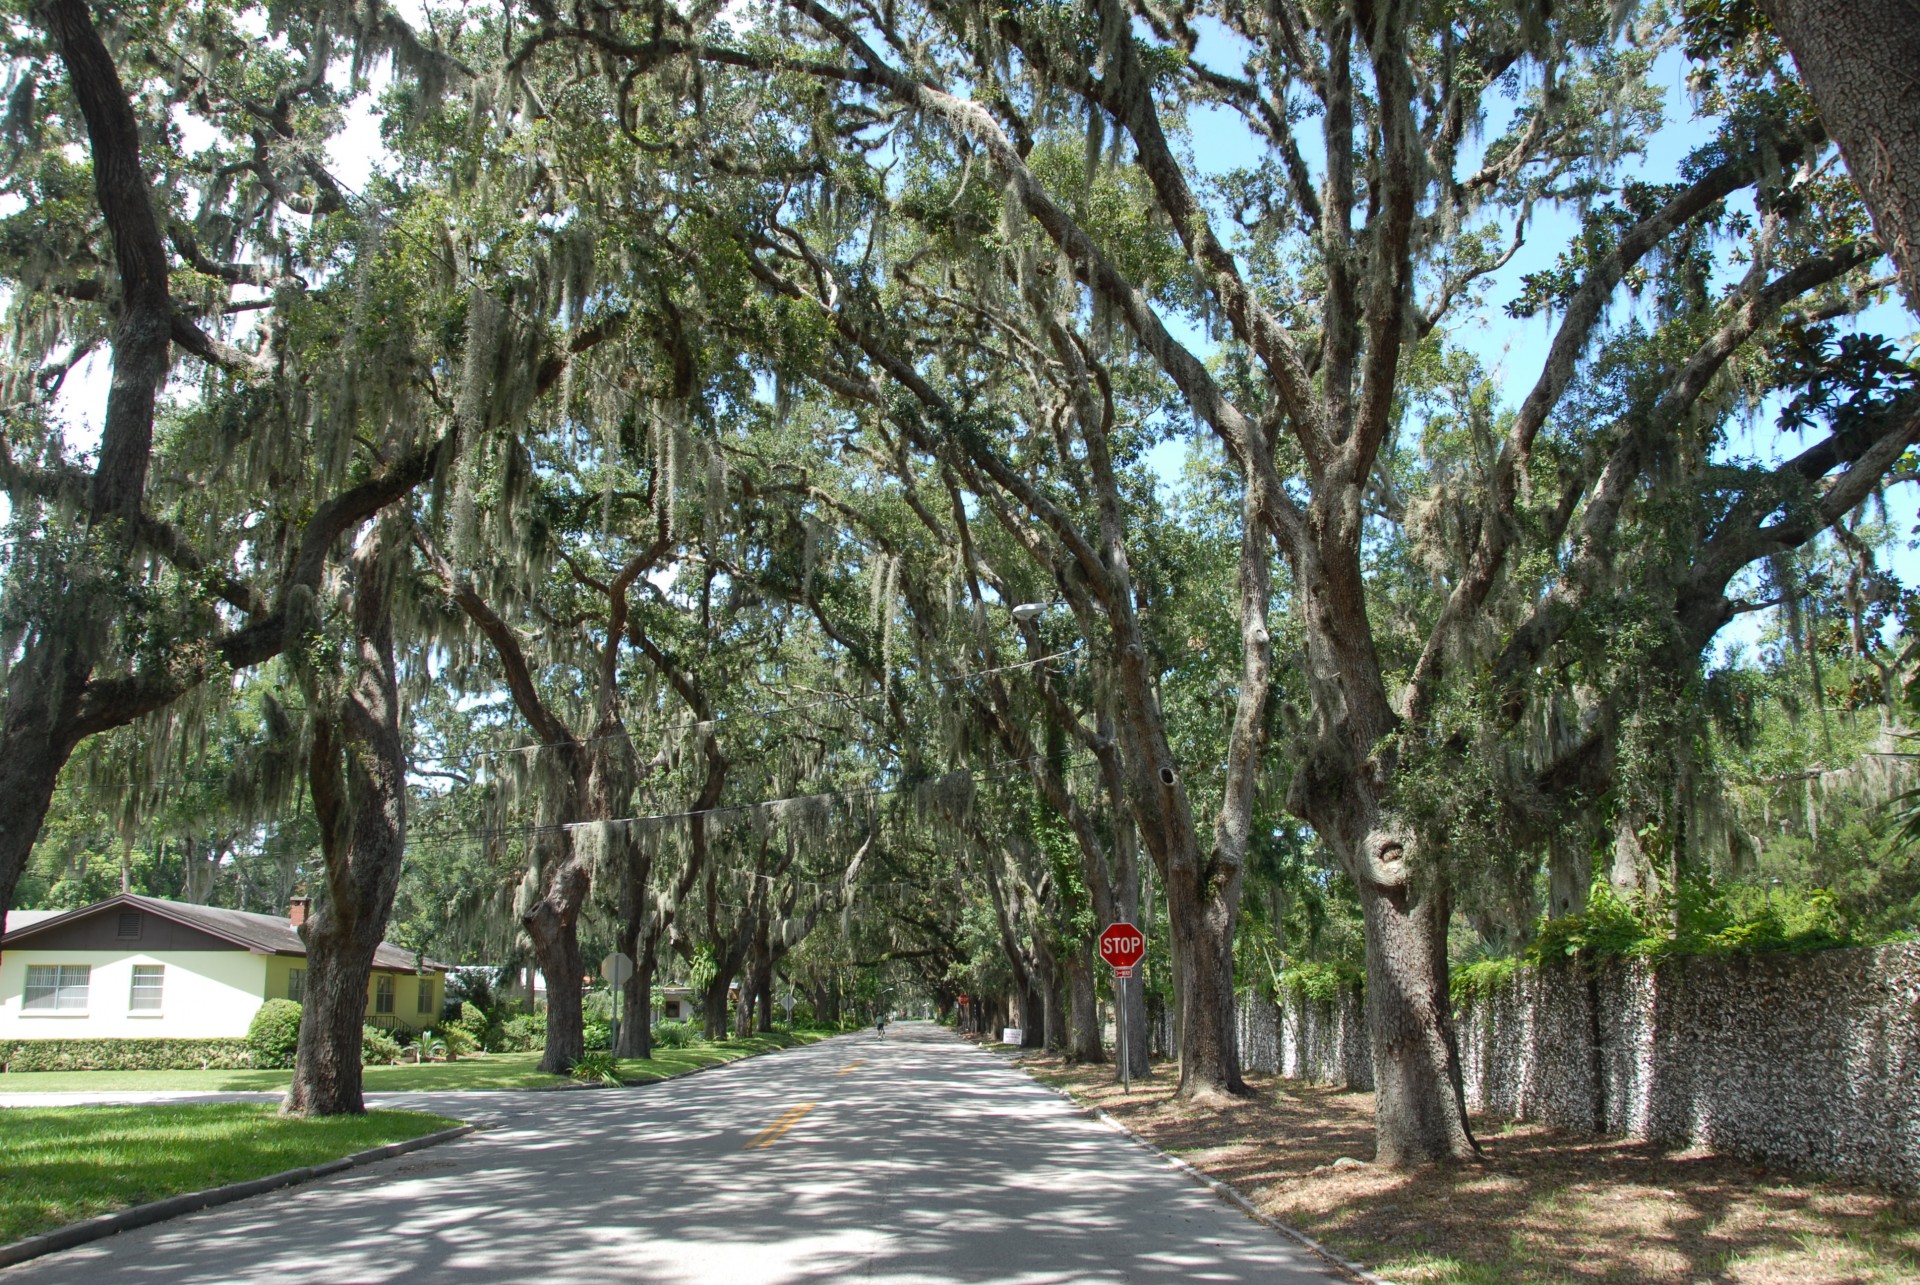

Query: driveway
<box><xmin>4</xmin><ymin>1023</ymin><xmax>1344</xmax><ymax>1283</ymax></box>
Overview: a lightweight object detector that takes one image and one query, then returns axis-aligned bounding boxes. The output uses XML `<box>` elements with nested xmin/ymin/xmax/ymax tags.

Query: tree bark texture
<box><xmin>284</xmin><ymin>534</ymin><xmax>408</xmax><ymax>1117</ymax></box>
<box><xmin>1357</xmin><ymin>877</ymin><xmax>1476</xmax><ymax>1166</ymax></box>
<box><xmin>1760</xmin><ymin>0</ymin><xmax>1920</xmax><ymax>314</ymax></box>
<box><xmin>1064</xmin><ymin>947</ymin><xmax>1102</xmax><ymax>1063</ymax></box>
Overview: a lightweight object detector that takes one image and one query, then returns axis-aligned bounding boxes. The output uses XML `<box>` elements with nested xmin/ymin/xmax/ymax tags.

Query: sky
<box><xmin>19</xmin><ymin>10</ymin><xmax>1920</xmax><ymax>668</ymax></box>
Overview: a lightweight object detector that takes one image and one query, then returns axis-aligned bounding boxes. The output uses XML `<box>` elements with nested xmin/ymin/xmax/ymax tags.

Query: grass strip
<box><xmin>0</xmin><ymin>1104</ymin><xmax>459</xmax><ymax>1244</ymax></box>
<box><xmin>0</xmin><ymin>1029</ymin><xmax>831</xmax><ymax>1094</ymax></box>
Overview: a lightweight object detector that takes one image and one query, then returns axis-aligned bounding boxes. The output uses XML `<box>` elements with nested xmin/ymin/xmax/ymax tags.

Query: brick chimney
<box><xmin>288</xmin><ymin>896</ymin><xmax>312</xmax><ymax>929</ymax></box>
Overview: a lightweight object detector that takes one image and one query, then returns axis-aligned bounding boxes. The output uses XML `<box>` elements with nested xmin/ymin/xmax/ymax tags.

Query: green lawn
<box><xmin>0</xmin><ymin>1104</ymin><xmax>458</xmax><ymax>1244</ymax></box>
<box><xmin>0</xmin><ymin>1030</ymin><xmax>829</xmax><ymax>1094</ymax></box>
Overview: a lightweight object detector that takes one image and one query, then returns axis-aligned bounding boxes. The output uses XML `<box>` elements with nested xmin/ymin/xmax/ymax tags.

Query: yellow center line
<box><xmin>744</xmin><ymin>1102</ymin><xmax>815</xmax><ymax>1150</ymax></box>
<box><xmin>834</xmin><ymin>1062</ymin><xmax>866</xmax><ymax>1076</ymax></box>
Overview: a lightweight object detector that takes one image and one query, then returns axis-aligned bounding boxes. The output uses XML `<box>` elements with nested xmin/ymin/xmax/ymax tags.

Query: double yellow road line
<box><xmin>744</xmin><ymin>1101</ymin><xmax>815</xmax><ymax>1150</ymax></box>
<box><xmin>742</xmin><ymin>1056</ymin><xmax>870</xmax><ymax>1151</ymax></box>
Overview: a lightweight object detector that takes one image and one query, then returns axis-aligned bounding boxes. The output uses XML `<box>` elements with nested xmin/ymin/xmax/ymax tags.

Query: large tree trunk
<box><xmin>0</xmin><ymin>676</ymin><xmax>82</xmax><ymax>954</ymax></box>
<box><xmin>1759</xmin><ymin>0</ymin><xmax>1920</xmax><ymax>315</ymax></box>
<box><xmin>1356</xmin><ymin>870</ymin><xmax>1476</xmax><ymax>1166</ymax></box>
<box><xmin>702</xmin><ymin>967</ymin><xmax>735</xmax><ymax>1041</ymax></box>
<box><xmin>622</xmin><ymin>931</ymin><xmax>655</xmax><ymax>1059</ymax></box>
<box><xmin>1163</xmin><ymin>865</ymin><xmax>1245</xmax><ymax>1099</ymax></box>
<box><xmin>284</xmin><ymin>533</ymin><xmax>408</xmax><ymax>1117</ymax></box>
<box><xmin>1064</xmin><ymin>946</ymin><xmax>1103</xmax><ymax>1063</ymax></box>
<box><xmin>1546</xmin><ymin>828</ymin><xmax>1592</xmax><ymax>918</ymax></box>
<box><xmin>526</xmin><ymin>850</ymin><xmax>590</xmax><ymax>1074</ymax></box>
<box><xmin>1031</xmin><ymin>938</ymin><xmax>1066</xmax><ymax>1052</ymax></box>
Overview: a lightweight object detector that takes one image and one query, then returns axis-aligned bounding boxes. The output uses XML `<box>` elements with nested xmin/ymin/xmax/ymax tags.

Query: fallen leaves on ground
<box><xmin>1017</xmin><ymin>1053</ymin><xmax>1920</xmax><ymax>1285</ymax></box>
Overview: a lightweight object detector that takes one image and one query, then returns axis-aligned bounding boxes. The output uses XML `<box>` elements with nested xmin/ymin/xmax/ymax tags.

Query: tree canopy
<box><xmin>3</xmin><ymin>0</ymin><xmax>1917</xmax><ymax>1157</ymax></box>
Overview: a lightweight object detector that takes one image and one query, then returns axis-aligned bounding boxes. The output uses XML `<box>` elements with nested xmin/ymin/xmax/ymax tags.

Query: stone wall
<box><xmin>1238</xmin><ymin>942</ymin><xmax>1920</xmax><ymax>1191</ymax></box>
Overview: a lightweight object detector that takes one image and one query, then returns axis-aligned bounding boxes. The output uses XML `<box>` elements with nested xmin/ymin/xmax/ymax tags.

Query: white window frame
<box><xmin>287</xmin><ymin>968</ymin><xmax>306</xmax><ymax>1003</ymax></box>
<box><xmin>416</xmin><ymin>977</ymin><xmax>434</xmax><ymax>1014</ymax></box>
<box><xmin>375</xmin><ymin>974</ymin><xmax>395</xmax><ymax>1014</ymax></box>
<box><xmin>23</xmin><ymin>964</ymin><xmax>91</xmax><ymax>1014</ymax></box>
<box><xmin>129</xmin><ymin>964</ymin><xmax>165</xmax><ymax>1014</ymax></box>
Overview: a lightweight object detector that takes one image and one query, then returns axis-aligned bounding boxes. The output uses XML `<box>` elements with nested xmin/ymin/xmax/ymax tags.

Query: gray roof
<box><xmin>1</xmin><ymin>895</ymin><xmax>446</xmax><ymax>972</ymax></box>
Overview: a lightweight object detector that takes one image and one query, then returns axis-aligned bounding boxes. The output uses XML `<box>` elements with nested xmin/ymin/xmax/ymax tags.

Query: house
<box><xmin>0</xmin><ymin>894</ymin><xmax>447</xmax><ymax>1041</ymax></box>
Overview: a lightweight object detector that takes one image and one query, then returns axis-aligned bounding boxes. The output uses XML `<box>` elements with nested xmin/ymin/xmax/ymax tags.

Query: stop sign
<box><xmin>1098</xmin><ymin>922</ymin><xmax>1146</xmax><ymax>969</ymax></box>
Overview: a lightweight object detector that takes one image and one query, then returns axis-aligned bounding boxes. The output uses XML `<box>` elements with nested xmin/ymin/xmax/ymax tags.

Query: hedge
<box><xmin>0</xmin><ymin>1038</ymin><xmax>254</xmax><ymax>1072</ymax></box>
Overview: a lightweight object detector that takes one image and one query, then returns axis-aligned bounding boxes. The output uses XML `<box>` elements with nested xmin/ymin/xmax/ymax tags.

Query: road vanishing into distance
<box><xmin>5</xmin><ymin>1023</ymin><xmax>1344</xmax><ymax>1284</ymax></box>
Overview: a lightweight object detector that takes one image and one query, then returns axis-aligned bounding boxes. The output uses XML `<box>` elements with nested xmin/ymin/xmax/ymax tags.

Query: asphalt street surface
<box><xmin>4</xmin><ymin>1022</ymin><xmax>1344</xmax><ymax>1284</ymax></box>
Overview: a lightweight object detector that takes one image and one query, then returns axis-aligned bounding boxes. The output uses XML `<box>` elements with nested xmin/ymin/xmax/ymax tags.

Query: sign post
<box><xmin>1097</xmin><ymin>922</ymin><xmax>1146</xmax><ymax>1094</ymax></box>
<box><xmin>600</xmin><ymin>951</ymin><xmax>634</xmax><ymax>1059</ymax></box>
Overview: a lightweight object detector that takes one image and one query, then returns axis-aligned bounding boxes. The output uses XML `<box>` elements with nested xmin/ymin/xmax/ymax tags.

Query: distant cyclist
<box><xmin>875</xmin><ymin>1014</ymin><xmax>888</xmax><ymax>1040</ymax></box>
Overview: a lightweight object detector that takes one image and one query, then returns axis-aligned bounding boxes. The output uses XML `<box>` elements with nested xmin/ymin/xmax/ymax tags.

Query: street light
<box><xmin>1009</xmin><ymin>602</ymin><xmax>1046</xmax><ymax>624</ymax></box>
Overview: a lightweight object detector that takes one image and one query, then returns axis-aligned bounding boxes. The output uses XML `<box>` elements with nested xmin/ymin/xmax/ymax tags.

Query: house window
<box><xmin>129</xmin><ymin>965</ymin><xmax>164</xmax><ymax>1011</ymax></box>
<box><xmin>117</xmin><ymin>912</ymin><xmax>142</xmax><ymax>939</ymax></box>
<box><xmin>375</xmin><ymin>975</ymin><xmax>394</xmax><ymax>1014</ymax></box>
<box><xmin>417</xmin><ymin>978</ymin><xmax>434</xmax><ymax>1014</ymax></box>
<box><xmin>287</xmin><ymin>969</ymin><xmax>306</xmax><ymax>1003</ymax></box>
<box><xmin>24</xmin><ymin>964</ymin><xmax>90</xmax><ymax>1012</ymax></box>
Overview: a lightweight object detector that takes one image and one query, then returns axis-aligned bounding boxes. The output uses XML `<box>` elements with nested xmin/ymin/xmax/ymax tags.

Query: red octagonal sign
<box><xmin>1098</xmin><ymin>922</ymin><xmax>1146</xmax><ymax>970</ymax></box>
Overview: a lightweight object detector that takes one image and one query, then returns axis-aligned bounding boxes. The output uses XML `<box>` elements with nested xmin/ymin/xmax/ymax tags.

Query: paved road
<box><xmin>5</xmin><ymin>1023</ymin><xmax>1342</xmax><ymax>1284</ymax></box>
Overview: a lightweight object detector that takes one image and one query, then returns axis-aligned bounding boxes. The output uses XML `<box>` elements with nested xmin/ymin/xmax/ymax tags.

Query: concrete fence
<box><xmin>1235</xmin><ymin>942</ymin><xmax>1920</xmax><ymax>1191</ymax></box>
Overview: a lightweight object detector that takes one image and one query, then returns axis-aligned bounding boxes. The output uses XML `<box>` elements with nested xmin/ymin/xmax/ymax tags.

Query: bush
<box><xmin>583</xmin><ymin>1019</ymin><xmax>612</xmax><ymax>1051</ymax></box>
<box><xmin>362</xmin><ymin>1026</ymin><xmax>402</xmax><ymax>1066</ymax></box>
<box><xmin>450</xmin><ymin>1001</ymin><xmax>490</xmax><ymax>1038</ymax></box>
<box><xmin>1276</xmin><ymin>959</ymin><xmax>1364</xmax><ymax>1004</ymax></box>
<box><xmin>498</xmin><ymin>1013</ymin><xmax>544</xmax><ymax>1052</ymax></box>
<box><xmin>570</xmin><ymin>1049</ymin><xmax>620</xmax><ymax>1086</ymax></box>
<box><xmin>1450</xmin><ymin>956</ymin><xmax>1521</xmax><ymax>1006</ymax></box>
<box><xmin>439</xmin><ymin>1025</ymin><xmax>477</xmax><ymax>1059</ymax></box>
<box><xmin>247</xmin><ymin>999</ymin><xmax>304</xmax><ymax>1069</ymax></box>
<box><xmin>0</xmin><ymin>1038</ymin><xmax>252</xmax><ymax>1073</ymax></box>
<box><xmin>650</xmin><ymin>1019</ymin><xmax>701</xmax><ymax>1049</ymax></box>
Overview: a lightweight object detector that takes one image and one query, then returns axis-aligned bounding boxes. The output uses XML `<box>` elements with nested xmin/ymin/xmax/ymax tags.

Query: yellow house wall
<box><xmin>0</xmin><ymin>950</ymin><xmax>269</xmax><ymax>1039</ymax></box>
<box><xmin>0</xmin><ymin>954</ymin><xmax>445</xmax><ymax>1041</ymax></box>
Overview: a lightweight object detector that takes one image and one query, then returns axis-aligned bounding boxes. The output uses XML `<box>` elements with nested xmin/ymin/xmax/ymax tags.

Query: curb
<box><xmin>1079</xmin><ymin>1104</ymin><xmax>1398</xmax><ymax>1285</ymax></box>
<box><xmin>1006</xmin><ymin>1057</ymin><xmax>1397</xmax><ymax>1285</ymax></box>
<box><xmin>0</xmin><ymin>1122</ymin><xmax>476</xmax><ymax>1272</ymax></box>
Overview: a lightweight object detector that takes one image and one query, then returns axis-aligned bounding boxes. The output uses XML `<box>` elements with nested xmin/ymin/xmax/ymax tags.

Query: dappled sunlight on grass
<box><xmin>1020</xmin><ymin>1053</ymin><xmax>1920</xmax><ymax>1285</ymax></box>
<box><xmin>0</xmin><ymin>1105</ymin><xmax>456</xmax><ymax>1243</ymax></box>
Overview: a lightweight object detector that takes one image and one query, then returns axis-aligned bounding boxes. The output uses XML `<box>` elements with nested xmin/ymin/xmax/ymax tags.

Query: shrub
<box><xmin>1277</xmin><ymin>959</ymin><xmax>1363</xmax><ymax>1004</ymax></box>
<box><xmin>583</xmin><ymin>1019</ymin><xmax>612</xmax><ymax>1051</ymax></box>
<box><xmin>0</xmin><ymin>1039</ymin><xmax>252</xmax><ymax>1073</ymax></box>
<box><xmin>498</xmin><ymin>1013</ymin><xmax>544</xmax><ymax>1052</ymax></box>
<box><xmin>401</xmin><ymin>1035</ymin><xmax>448</xmax><ymax>1063</ymax></box>
<box><xmin>361</xmin><ymin>1026</ymin><xmax>402</xmax><ymax>1066</ymax></box>
<box><xmin>439</xmin><ymin>1025</ymin><xmax>477</xmax><ymax>1059</ymax></box>
<box><xmin>451</xmin><ymin>1001</ymin><xmax>490</xmax><ymax>1038</ymax></box>
<box><xmin>650</xmin><ymin>1020</ymin><xmax>701</xmax><ymax>1049</ymax></box>
<box><xmin>570</xmin><ymin>1049</ymin><xmax>620</xmax><ymax>1086</ymax></box>
<box><xmin>247</xmin><ymin>999</ymin><xmax>304</xmax><ymax>1069</ymax></box>
<box><xmin>1450</xmin><ymin>956</ymin><xmax>1521</xmax><ymax>1006</ymax></box>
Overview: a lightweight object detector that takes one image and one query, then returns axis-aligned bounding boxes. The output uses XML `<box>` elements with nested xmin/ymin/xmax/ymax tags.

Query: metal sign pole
<box><xmin>1119</xmin><ymin>972</ymin><xmax>1130</xmax><ymax>1095</ymax></box>
<box><xmin>611</xmin><ymin>982</ymin><xmax>621</xmax><ymax>1060</ymax></box>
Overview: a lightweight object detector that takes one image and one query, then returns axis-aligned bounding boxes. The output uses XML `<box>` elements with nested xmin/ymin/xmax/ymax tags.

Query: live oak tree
<box><xmin>0</xmin><ymin>0</ymin><xmax>464</xmax><ymax>944</ymax></box>
<box><xmin>519</xmin><ymin>0</ymin><xmax>1920</xmax><ymax>1160</ymax></box>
